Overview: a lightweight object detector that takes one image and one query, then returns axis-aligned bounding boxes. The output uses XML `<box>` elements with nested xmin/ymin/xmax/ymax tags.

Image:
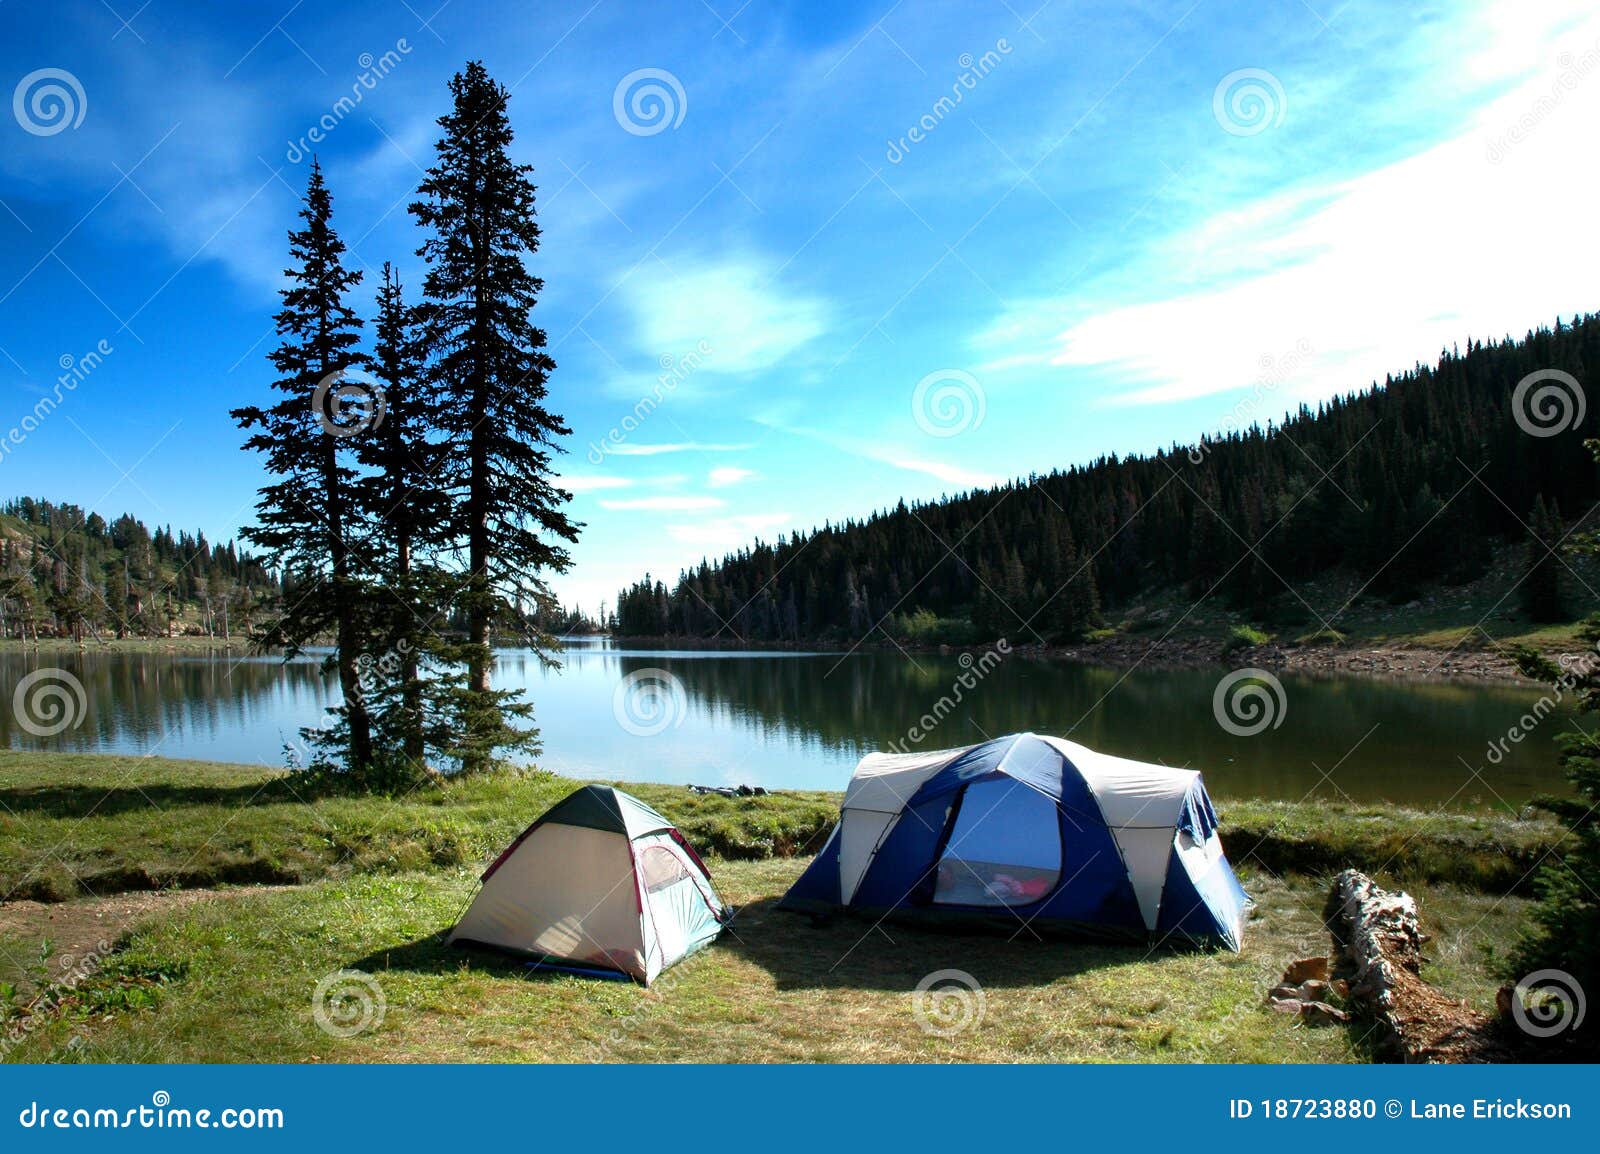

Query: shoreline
<box><xmin>596</xmin><ymin>633</ymin><xmax>1541</xmax><ymax>684</ymax></box>
<box><xmin>1046</xmin><ymin>636</ymin><xmax>1534</xmax><ymax>684</ymax></box>
<box><xmin>0</xmin><ymin>632</ymin><xmax>1542</xmax><ymax>684</ymax></box>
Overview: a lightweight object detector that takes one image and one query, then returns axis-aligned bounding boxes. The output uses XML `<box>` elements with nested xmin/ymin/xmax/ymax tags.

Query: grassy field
<box><xmin>0</xmin><ymin>753</ymin><xmax>1555</xmax><ymax>1063</ymax></box>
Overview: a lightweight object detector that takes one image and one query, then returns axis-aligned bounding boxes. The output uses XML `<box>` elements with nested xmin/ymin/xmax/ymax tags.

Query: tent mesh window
<box><xmin>639</xmin><ymin>845</ymin><xmax>693</xmax><ymax>893</ymax></box>
<box><xmin>932</xmin><ymin>779</ymin><xmax>1063</xmax><ymax>907</ymax></box>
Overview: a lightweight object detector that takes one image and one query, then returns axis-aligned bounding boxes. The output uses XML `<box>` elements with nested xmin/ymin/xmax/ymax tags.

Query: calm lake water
<box><xmin>0</xmin><ymin>638</ymin><xmax>1575</xmax><ymax>806</ymax></box>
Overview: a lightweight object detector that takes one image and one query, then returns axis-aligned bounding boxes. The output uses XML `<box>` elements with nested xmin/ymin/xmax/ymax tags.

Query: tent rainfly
<box><xmin>449</xmin><ymin>785</ymin><xmax>727</xmax><ymax>984</ymax></box>
<box><xmin>778</xmin><ymin>732</ymin><xmax>1251</xmax><ymax>949</ymax></box>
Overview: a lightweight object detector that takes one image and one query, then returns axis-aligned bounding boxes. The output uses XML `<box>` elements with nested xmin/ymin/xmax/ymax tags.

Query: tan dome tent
<box><xmin>448</xmin><ymin>785</ymin><xmax>727</xmax><ymax>984</ymax></box>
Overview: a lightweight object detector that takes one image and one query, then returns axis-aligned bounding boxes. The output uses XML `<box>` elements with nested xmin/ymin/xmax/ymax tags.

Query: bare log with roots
<box><xmin>1326</xmin><ymin>869</ymin><xmax>1505</xmax><ymax>1062</ymax></box>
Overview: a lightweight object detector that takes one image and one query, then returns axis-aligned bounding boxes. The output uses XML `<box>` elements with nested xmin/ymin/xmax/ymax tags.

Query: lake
<box><xmin>0</xmin><ymin>638</ymin><xmax>1575</xmax><ymax>806</ymax></box>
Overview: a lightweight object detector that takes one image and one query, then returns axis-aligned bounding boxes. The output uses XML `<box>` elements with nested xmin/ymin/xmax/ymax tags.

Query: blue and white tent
<box><xmin>778</xmin><ymin>733</ymin><xmax>1251</xmax><ymax>949</ymax></box>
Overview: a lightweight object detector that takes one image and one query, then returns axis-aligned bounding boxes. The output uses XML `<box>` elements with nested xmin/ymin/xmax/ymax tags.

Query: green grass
<box><xmin>0</xmin><ymin>753</ymin><xmax>1561</xmax><ymax>903</ymax></box>
<box><xmin>0</xmin><ymin>752</ymin><xmax>839</xmax><ymax>902</ymax></box>
<box><xmin>0</xmin><ymin>753</ymin><xmax>1560</xmax><ymax>1063</ymax></box>
<box><xmin>1222</xmin><ymin>624</ymin><xmax>1273</xmax><ymax>654</ymax></box>
<box><xmin>1219</xmin><ymin>799</ymin><xmax>1562</xmax><ymax>894</ymax></box>
<box><xmin>0</xmin><ymin>864</ymin><xmax>1426</xmax><ymax>1064</ymax></box>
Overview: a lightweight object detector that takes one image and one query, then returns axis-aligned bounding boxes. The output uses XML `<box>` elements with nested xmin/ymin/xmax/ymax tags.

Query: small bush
<box><xmin>890</xmin><ymin>609</ymin><xmax>977</xmax><ymax>646</ymax></box>
<box><xmin>1221</xmin><ymin>624</ymin><xmax>1272</xmax><ymax>655</ymax></box>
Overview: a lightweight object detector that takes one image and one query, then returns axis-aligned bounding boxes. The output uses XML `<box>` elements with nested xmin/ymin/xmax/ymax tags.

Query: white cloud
<box><xmin>605</xmin><ymin>442</ymin><xmax>752</xmax><ymax>456</ymax></box>
<box><xmin>758</xmin><ymin>418</ymin><xmax>999</xmax><ymax>490</ymax></box>
<box><xmin>666</xmin><ymin>512</ymin><xmax>797</xmax><ymax>548</ymax></box>
<box><xmin>708</xmin><ymin>466</ymin><xmax>754</xmax><ymax>487</ymax></box>
<box><xmin>982</xmin><ymin>11</ymin><xmax>1600</xmax><ymax>413</ymax></box>
<box><xmin>626</xmin><ymin>255</ymin><xmax>829</xmax><ymax>373</ymax></box>
<box><xmin>557</xmin><ymin>474</ymin><xmax>632</xmax><ymax>492</ymax></box>
<box><xmin>884</xmin><ymin>455</ymin><xmax>999</xmax><ymax>489</ymax></box>
<box><xmin>600</xmin><ymin>496</ymin><xmax>726</xmax><ymax>511</ymax></box>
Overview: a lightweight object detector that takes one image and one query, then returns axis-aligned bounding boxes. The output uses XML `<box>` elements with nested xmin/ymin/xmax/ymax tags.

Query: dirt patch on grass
<box><xmin>0</xmin><ymin>886</ymin><xmax>298</xmax><ymax>990</ymax></box>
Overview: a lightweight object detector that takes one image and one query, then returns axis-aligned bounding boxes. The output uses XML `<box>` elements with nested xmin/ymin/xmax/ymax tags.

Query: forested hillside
<box><xmin>616</xmin><ymin>315</ymin><xmax>1600</xmax><ymax>645</ymax></box>
<box><xmin>0</xmin><ymin>498</ymin><xmax>277</xmax><ymax>640</ymax></box>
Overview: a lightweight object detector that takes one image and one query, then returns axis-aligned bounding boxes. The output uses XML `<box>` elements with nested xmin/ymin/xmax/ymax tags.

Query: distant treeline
<box><xmin>0</xmin><ymin>492</ymin><xmax>599</xmax><ymax>645</ymax></box>
<box><xmin>616</xmin><ymin>315</ymin><xmax>1600</xmax><ymax>643</ymax></box>
<box><xmin>0</xmin><ymin>497</ymin><xmax>276</xmax><ymax>640</ymax></box>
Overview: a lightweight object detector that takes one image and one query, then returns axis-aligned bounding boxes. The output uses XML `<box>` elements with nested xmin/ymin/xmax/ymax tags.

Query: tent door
<box><xmin>635</xmin><ymin>834</ymin><xmax>722</xmax><ymax>975</ymax></box>
<box><xmin>930</xmin><ymin>778</ymin><xmax>1065</xmax><ymax>908</ymax></box>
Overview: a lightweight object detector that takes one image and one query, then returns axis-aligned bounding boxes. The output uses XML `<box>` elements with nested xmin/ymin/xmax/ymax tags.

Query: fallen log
<box><xmin>1326</xmin><ymin>869</ymin><xmax>1506</xmax><ymax>1062</ymax></box>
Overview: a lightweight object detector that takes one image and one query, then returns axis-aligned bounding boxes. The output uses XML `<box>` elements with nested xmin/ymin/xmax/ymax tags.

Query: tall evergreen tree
<box><xmin>1511</xmin><ymin>453</ymin><xmax>1600</xmax><ymax>1057</ymax></box>
<box><xmin>410</xmin><ymin>62</ymin><xmax>579</xmax><ymax>772</ymax></box>
<box><xmin>232</xmin><ymin>159</ymin><xmax>375</xmax><ymax>771</ymax></box>
<box><xmin>1523</xmin><ymin>496</ymin><xmax>1567</xmax><ymax>623</ymax></box>
<box><xmin>357</xmin><ymin>262</ymin><xmax>448</xmax><ymax>774</ymax></box>
<box><xmin>1047</xmin><ymin>524</ymin><xmax>1100</xmax><ymax>642</ymax></box>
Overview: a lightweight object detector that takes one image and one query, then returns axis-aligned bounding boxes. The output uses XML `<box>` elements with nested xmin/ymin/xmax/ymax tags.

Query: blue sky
<box><xmin>2</xmin><ymin>0</ymin><xmax>1598</xmax><ymax>613</ymax></box>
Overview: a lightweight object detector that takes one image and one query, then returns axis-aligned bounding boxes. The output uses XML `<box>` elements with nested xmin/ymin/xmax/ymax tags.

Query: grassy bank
<box><xmin>0</xmin><ymin>753</ymin><xmax>1562</xmax><ymax>904</ymax></box>
<box><xmin>0</xmin><ymin>636</ymin><xmax>257</xmax><ymax>655</ymax></box>
<box><xmin>0</xmin><ymin>752</ymin><xmax>839</xmax><ymax>902</ymax></box>
<box><xmin>0</xmin><ymin>752</ymin><xmax>1560</xmax><ymax>1063</ymax></box>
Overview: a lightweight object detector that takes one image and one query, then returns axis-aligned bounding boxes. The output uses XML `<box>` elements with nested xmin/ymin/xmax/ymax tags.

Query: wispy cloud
<box><xmin>708</xmin><ymin>466</ymin><xmax>754</xmax><ymax>487</ymax></box>
<box><xmin>605</xmin><ymin>442</ymin><xmax>752</xmax><ymax>456</ymax></box>
<box><xmin>976</xmin><ymin>8</ymin><xmax>1600</xmax><ymax>413</ymax></box>
<box><xmin>557</xmin><ymin>474</ymin><xmax>633</xmax><ymax>492</ymax></box>
<box><xmin>627</xmin><ymin>254</ymin><xmax>829</xmax><ymax>374</ymax></box>
<box><xmin>666</xmin><ymin>512</ymin><xmax>796</xmax><ymax>548</ymax></box>
<box><xmin>759</xmin><ymin>417</ymin><xmax>1000</xmax><ymax>490</ymax></box>
<box><xmin>889</xmin><ymin>451</ymin><xmax>998</xmax><ymax>486</ymax></box>
<box><xmin>600</xmin><ymin>495</ymin><xmax>726</xmax><ymax>511</ymax></box>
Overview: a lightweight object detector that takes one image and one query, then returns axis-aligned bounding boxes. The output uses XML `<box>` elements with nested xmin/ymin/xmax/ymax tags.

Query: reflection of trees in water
<box><xmin>0</xmin><ymin>651</ymin><xmax>332</xmax><ymax>752</ymax></box>
<box><xmin>621</xmin><ymin>652</ymin><xmax>1136</xmax><ymax>757</ymax></box>
<box><xmin>617</xmin><ymin>652</ymin><xmax>1571</xmax><ymax>803</ymax></box>
<box><xmin>0</xmin><ymin>646</ymin><xmax>1572</xmax><ymax>804</ymax></box>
